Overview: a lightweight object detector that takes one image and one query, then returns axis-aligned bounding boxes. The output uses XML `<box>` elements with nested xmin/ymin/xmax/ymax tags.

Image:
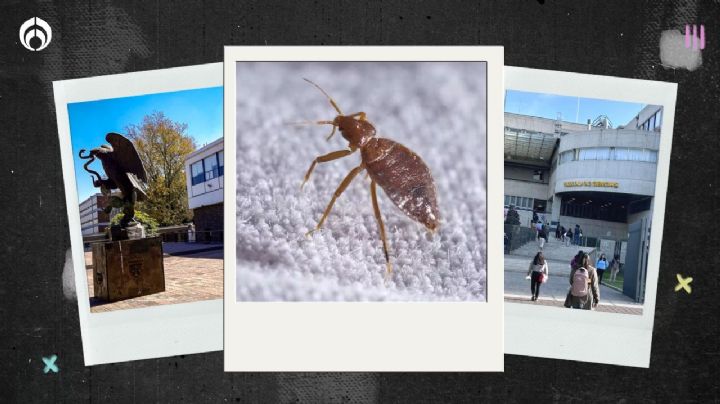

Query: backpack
<box><xmin>571</xmin><ymin>268</ymin><xmax>590</xmax><ymax>297</ymax></box>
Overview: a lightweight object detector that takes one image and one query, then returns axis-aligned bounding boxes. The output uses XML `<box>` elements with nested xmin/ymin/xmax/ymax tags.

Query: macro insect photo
<box><xmin>236</xmin><ymin>61</ymin><xmax>487</xmax><ymax>301</ymax></box>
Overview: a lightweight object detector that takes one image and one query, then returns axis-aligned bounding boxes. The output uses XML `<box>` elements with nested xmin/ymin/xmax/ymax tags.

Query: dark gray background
<box><xmin>1</xmin><ymin>0</ymin><xmax>718</xmax><ymax>402</ymax></box>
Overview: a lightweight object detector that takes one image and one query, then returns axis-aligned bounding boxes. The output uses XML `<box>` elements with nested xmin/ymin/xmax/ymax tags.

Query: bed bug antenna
<box><xmin>303</xmin><ymin>78</ymin><xmax>344</xmax><ymax>116</ymax></box>
<box><xmin>287</xmin><ymin>120</ymin><xmax>335</xmax><ymax>127</ymax></box>
<box><xmin>287</xmin><ymin>119</ymin><xmax>337</xmax><ymax>141</ymax></box>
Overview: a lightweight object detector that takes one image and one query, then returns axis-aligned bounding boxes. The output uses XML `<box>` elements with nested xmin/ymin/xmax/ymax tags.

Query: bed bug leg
<box><xmin>305</xmin><ymin>165</ymin><xmax>364</xmax><ymax>238</ymax></box>
<box><xmin>301</xmin><ymin>149</ymin><xmax>354</xmax><ymax>190</ymax></box>
<box><xmin>325</xmin><ymin>124</ymin><xmax>337</xmax><ymax>141</ymax></box>
<box><xmin>370</xmin><ymin>181</ymin><xmax>393</xmax><ymax>274</ymax></box>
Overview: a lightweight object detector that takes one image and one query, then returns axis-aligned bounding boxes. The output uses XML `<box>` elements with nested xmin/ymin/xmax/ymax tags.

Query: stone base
<box><xmin>92</xmin><ymin>237</ymin><xmax>165</xmax><ymax>302</ymax></box>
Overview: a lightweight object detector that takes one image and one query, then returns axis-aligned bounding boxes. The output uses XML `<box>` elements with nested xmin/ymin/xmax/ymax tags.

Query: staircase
<box><xmin>509</xmin><ymin>237</ymin><xmax>595</xmax><ymax>263</ymax></box>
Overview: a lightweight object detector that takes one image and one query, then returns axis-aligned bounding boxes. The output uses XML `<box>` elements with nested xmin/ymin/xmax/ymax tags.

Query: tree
<box><xmin>111</xmin><ymin>210</ymin><xmax>159</xmax><ymax>236</ymax></box>
<box><xmin>126</xmin><ymin>111</ymin><xmax>196</xmax><ymax>226</ymax></box>
<box><xmin>505</xmin><ymin>205</ymin><xmax>521</xmax><ymax>225</ymax></box>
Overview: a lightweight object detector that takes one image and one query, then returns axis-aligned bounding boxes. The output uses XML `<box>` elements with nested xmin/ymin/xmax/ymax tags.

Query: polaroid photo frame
<box><xmin>54</xmin><ymin>63</ymin><xmax>223</xmax><ymax>365</ymax></box>
<box><xmin>504</xmin><ymin>66</ymin><xmax>677</xmax><ymax>368</ymax></box>
<box><xmin>225</xmin><ymin>46</ymin><xmax>504</xmax><ymax>371</ymax></box>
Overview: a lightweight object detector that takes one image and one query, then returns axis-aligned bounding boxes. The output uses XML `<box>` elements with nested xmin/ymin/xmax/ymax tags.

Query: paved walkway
<box><xmin>504</xmin><ymin>254</ymin><xmax>642</xmax><ymax>315</ymax></box>
<box><xmin>85</xmin><ymin>245</ymin><xmax>223</xmax><ymax>313</ymax></box>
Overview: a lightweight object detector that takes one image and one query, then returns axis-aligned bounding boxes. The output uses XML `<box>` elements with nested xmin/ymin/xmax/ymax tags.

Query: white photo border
<box><xmin>504</xmin><ymin>66</ymin><xmax>677</xmax><ymax>368</ymax></box>
<box><xmin>54</xmin><ymin>63</ymin><xmax>223</xmax><ymax>366</ymax></box>
<box><xmin>224</xmin><ymin>46</ymin><xmax>504</xmax><ymax>371</ymax></box>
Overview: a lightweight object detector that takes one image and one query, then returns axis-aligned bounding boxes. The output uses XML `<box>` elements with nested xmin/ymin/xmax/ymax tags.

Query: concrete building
<box><xmin>185</xmin><ymin>137</ymin><xmax>224</xmax><ymax>241</ymax></box>
<box><xmin>79</xmin><ymin>193</ymin><xmax>111</xmax><ymax>235</ymax></box>
<box><xmin>504</xmin><ymin>105</ymin><xmax>663</xmax><ymax>302</ymax></box>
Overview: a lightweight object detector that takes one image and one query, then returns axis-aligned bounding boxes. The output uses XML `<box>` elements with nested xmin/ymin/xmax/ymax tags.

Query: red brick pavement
<box><xmin>85</xmin><ymin>249</ymin><xmax>223</xmax><ymax>313</ymax></box>
<box><xmin>505</xmin><ymin>295</ymin><xmax>643</xmax><ymax>315</ymax></box>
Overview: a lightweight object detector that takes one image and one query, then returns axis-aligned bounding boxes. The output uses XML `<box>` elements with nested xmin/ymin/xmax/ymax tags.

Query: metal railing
<box><xmin>83</xmin><ymin>225</ymin><xmax>223</xmax><ymax>245</ymax></box>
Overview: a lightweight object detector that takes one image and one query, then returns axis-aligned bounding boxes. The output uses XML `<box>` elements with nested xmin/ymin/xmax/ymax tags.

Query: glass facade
<box><xmin>191</xmin><ymin>160</ymin><xmax>205</xmax><ymax>185</ymax></box>
<box><xmin>558</xmin><ymin>147</ymin><xmax>658</xmax><ymax>164</ymax></box>
<box><xmin>204</xmin><ymin>154</ymin><xmax>219</xmax><ymax>180</ymax></box>
<box><xmin>190</xmin><ymin>151</ymin><xmax>224</xmax><ymax>186</ymax></box>
<box><xmin>640</xmin><ymin>109</ymin><xmax>662</xmax><ymax>131</ymax></box>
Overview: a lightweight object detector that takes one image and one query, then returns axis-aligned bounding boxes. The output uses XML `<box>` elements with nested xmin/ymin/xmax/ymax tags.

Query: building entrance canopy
<box><xmin>504</xmin><ymin>127</ymin><xmax>557</xmax><ymax>167</ymax></box>
<box><xmin>558</xmin><ymin>191</ymin><xmax>651</xmax><ymax>223</ymax></box>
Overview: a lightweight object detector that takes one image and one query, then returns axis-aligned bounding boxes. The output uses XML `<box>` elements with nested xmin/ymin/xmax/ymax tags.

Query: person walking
<box><xmin>556</xmin><ymin>224</ymin><xmax>562</xmax><ymax>240</ymax></box>
<box><xmin>596</xmin><ymin>253</ymin><xmax>608</xmax><ymax>284</ymax></box>
<box><xmin>526</xmin><ymin>252</ymin><xmax>549</xmax><ymax>301</ymax></box>
<box><xmin>565</xmin><ymin>253</ymin><xmax>600</xmax><ymax>310</ymax></box>
<box><xmin>538</xmin><ymin>224</ymin><xmax>548</xmax><ymax>249</ymax></box>
<box><xmin>565</xmin><ymin>228</ymin><xmax>572</xmax><ymax>247</ymax></box>
<box><xmin>609</xmin><ymin>254</ymin><xmax>621</xmax><ymax>282</ymax></box>
<box><xmin>573</xmin><ymin>224</ymin><xmax>581</xmax><ymax>245</ymax></box>
<box><xmin>535</xmin><ymin>220</ymin><xmax>543</xmax><ymax>240</ymax></box>
<box><xmin>577</xmin><ymin>225</ymin><xmax>584</xmax><ymax>246</ymax></box>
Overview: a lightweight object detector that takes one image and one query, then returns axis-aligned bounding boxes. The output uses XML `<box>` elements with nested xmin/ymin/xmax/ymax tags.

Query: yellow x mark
<box><xmin>675</xmin><ymin>273</ymin><xmax>693</xmax><ymax>294</ymax></box>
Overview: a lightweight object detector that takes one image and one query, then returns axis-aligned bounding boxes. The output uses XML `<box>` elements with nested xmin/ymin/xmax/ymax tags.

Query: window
<box><xmin>204</xmin><ymin>154</ymin><xmax>218</xmax><ymax>180</ymax></box>
<box><xmin>559</xmin><ymin>147</ymin><xmax>658</xmax><ymax>163</ymax></box>
<box><xmin>504</xmin><ymin>195</ymin><xmax>534</xmax><ymax>210</ymax></box>
<box><xmin>559</xmin><ymin>150</ymin><xmax>574</xmax><ymax>164</ymax></box>
<box><xmin>578</xmin><ymin>147</ymin><xmax>611</xmax><ymax>161</ymax></box>
<box><xmin>191</xmin><ymin>161</ymin><xmax>204</xmax><ymax>185</ymax></box>
<box><xmin>647</xmin><ymin>149</ymin><xmax>658</xmax><ymax>162</ymax></box>
<box><xmin>614</xmin><ymin>148</ymin><xmax>657</xmax><ymax>162</ymax></box>
<box><xmin>218</xmin><ymin>151</ymin><xmax>224</xmax><ymax>176</ymax></box>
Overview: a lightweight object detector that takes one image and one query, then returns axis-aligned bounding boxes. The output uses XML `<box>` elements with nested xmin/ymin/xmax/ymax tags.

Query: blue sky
<box><xmin>68</xmin><ymin>86</ymin><xmax>222</xmax><ymax>202</ymax></box>
<box><xmin>505</xmin><ymin>90</ymin><xmax>646</xmax><ymax>127</ymax></box>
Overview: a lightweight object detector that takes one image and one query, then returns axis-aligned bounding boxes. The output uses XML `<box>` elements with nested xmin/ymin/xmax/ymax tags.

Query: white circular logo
<box><xmin>19</xmin><ymin>17</ymin><xmax>52</xmax><ymax>51</ymax></box>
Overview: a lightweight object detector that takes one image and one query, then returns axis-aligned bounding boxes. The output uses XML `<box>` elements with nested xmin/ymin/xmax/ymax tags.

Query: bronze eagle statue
<box><xmin>78</xmin><ymin>133</ymin><xmax>148</xmax><ymax>229</ymax></box>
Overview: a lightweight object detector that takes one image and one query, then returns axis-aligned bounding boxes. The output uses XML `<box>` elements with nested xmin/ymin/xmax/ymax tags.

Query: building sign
<box><xmin>563</xmin><ymin>180</ymin><xmax>619</xmax><ymax>188</ymax></box>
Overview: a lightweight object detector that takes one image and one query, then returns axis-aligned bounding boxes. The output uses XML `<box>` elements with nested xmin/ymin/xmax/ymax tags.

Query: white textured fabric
<box><xmin>236</xmin><ymin>62</ymin><xmax>487</xmax><ymax>301</ymax></box>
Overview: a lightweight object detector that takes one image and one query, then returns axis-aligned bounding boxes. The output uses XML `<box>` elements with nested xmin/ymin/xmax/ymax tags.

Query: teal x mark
<box><xmin>42</xmin><ymin>355</ymin><xmax>59</xmax><ymax>373</ymax></box>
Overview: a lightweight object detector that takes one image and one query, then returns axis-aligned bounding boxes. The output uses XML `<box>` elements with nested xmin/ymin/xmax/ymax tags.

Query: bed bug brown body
<box><xmin>300</xmin><ymin>79</ymin><xmax>440</xmax><ymax>274</ymax></box>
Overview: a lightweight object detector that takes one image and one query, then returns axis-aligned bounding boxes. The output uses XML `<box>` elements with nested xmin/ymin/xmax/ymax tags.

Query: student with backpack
<box><xmin>565</xmin><ymin>253</ymin><xmax>600</xmax><ymax>310</ymax></box>
<box><xmin>526</xmin><ymin>252</ymin><xmax>549</xmax><ymax>301</ymax></box>
<box><xmin>570</xmin><ymin>250</ymin><xmax>585</xmax><ymax>271</ymax></box>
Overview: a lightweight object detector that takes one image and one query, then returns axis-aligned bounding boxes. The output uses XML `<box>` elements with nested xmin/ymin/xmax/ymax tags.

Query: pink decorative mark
<box><xmin>685</xmin><ymin>24</ymin><xmax>706</xmax><ymax>50</ymax></box>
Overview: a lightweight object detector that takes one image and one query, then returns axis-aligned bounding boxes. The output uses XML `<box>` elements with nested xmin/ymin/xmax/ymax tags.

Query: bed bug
<box><xmin>300</xmin><ymin>78</ymin><xmax>440</xmax><ymax>274</ymax></box>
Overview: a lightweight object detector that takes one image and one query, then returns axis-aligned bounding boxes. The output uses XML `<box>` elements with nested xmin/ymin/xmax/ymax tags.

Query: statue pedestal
<box><xmin>92</xmin><ymin>237</ymin><xmax>165</xmax><ymax>302</ymax></box>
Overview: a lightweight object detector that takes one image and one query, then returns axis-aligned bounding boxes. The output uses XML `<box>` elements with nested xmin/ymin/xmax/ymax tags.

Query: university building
<box><xmin>185</xmin><ymin>137</ymin><xmax>224</xmax><ymax>241</ymax></box>
<box><xmin>79</xmin><ymin>193</ymin><xmax>111</xmax><ymax>235</ymax></box>
<box><xmin>504</xmin><ymin>105</ymin><xmax>663</xmax><ymax>302</ymax></box>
